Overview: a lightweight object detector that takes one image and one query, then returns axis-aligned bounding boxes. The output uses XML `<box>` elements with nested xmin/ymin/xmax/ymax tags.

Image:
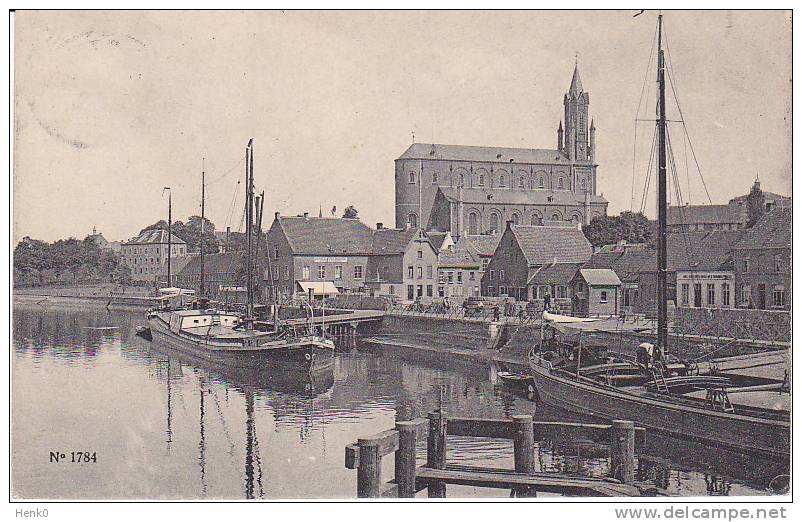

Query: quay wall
<box><xmin>377</xmin><ymin>314</ymin><xmax>493</xmax><ymax>351</ymax></box>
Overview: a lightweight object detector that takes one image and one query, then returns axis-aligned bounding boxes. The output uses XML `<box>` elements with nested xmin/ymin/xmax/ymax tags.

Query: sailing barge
<box><xmin>528</xmin><ymin>15</ymin><xmax>790</xmax><ymax>461</ymax></box>
<box><xmin>148</xmin><ymin>139</ymin><xmax>335</xmax><ymax>373</ymax></box>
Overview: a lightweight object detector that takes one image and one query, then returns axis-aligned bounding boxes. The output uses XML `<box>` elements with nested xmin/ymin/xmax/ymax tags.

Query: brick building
<box><xmin>366</xmin><ymin>226</ymin><xmax>439</xmax><ymax>302</ymax></box>
<box><xmin>395</xmin><ymin>63</ymin><xmax>607</xmax><ymax>237</ymax></box>
<box><xmin>120</xmin><ymin>229</ymin><xmax>187</xmax><ymax>283</ymax></box>
<box><xmin>732</xmin><ymin>207</ymin><xmax>791</xmax><ymax>310</ymax></box>
<box><xmin>480</xmin><ymin>222</ymin><xmax>593</xmax><ymax>304</ymax></box>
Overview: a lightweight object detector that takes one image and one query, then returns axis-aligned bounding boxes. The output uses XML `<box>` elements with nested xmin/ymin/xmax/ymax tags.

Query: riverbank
<box><xmin>13</xmin><ymin>292</ymin><xmax>154</xmax><ymax>311</ymax></box>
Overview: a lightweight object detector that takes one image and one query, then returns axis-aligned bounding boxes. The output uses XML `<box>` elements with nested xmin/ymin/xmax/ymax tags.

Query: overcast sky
<box><xmin>13</xmin><ymin>10</ymin><xmax>791</xmax><ymax>243</ymax></box>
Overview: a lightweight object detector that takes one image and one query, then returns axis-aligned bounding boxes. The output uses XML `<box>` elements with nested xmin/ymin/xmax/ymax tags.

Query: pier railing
<box><xmin>384</xmin><ymin>302</ymin><xmax>544</xmax><ymax>325</ymax></box>
<box><xmin>345</xmin><ymin>411</ymin><xmax>658</xmax><ymax>498</ymax></box>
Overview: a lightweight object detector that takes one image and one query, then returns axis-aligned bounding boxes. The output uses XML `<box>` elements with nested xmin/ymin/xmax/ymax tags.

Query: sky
<box><xmin>13</xmin><ymin>10</ymin><xmax>791</xmax><ymax>243</ymax></box>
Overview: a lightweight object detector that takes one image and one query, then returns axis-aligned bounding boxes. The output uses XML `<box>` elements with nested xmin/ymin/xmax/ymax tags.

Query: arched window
<box><xmin>511</xmin><ymin>213</ymin><xmax>520</xmax><ymax>225</ymax></box>
<box><xmin>538</xmin><ymin>176</ymin><xmax>545</xmax><ymax>188</ymax></box>
<box><xmin>459</xmin><ymin>173</ymin><xmax>465</xmax><ymax>187</ymax></box>
<box><xmin>432</xmin><ymin>172</ymin><xmax>438</xmax><ymax>184</ymax></box>
<box><xmin>408</xmin><ymin>171</ymin><xmax>416</xmax><ymax>184</ymax></box>
<box><xmin>571</xmin><ymin>214</ymin><xmax>581</xmax><ymax>224</ymax></box>
<box><xmin>407</xmin><ymin>213</ymin><xmax>418</xmax><ymax>228</ymax></box>
<box><xmin>518</xmin><ymin>176</ymin><xmax>525</xmax><ymax>189</ymax></box>
<box><xmin>552</xmin><ymin>213</ymin><xmax>561</xmax><ymax>221</ymax></box>
<box><xmin>531</xmin><ymin>214</ymin><xmax>543</xmax><ymax>226</ymax></box>
<box><xmin>558</xmin><ymin>177</ymin><xmax>564</xmax><ymax>189</ymax></box>
<box><xmin>489</xmin><ymin>213</ymin><xmax>500</xmax><ymax>234</ymax></box>
<box><xmin>580</xmin><ymin>177</ymin><xmax>586</xmax><ymax>190</ymax></box>
<box><xmin>499</xmin><ymin>175</ymin><xmax>505</xmax><ymax>187</ymax></box>
<box><xmin>478</xmin><ymin>173</ymin><xmax>485</xmax><ymax>186</ymax></box>
<box><xmin>468</xmin><ymin>212</ymin><xmax>479</xmax><ymax>235</ymax></box>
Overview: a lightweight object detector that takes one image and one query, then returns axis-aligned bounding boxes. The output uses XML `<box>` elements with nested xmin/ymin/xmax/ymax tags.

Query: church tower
<box><xmin>562</xmin><ymin>63</ymin><xmax>590</xmax><ymax>162</ymax></box>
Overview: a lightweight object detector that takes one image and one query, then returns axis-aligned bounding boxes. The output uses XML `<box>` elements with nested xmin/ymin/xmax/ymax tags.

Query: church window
<box><xmin>468</xmin><ymin>212</ymin><xmax>479</xmax><ymax>235</ymax></box>
<box><xmin>531</xmin><ymin>214</ymin><xmax>543</xmax><ymax>226</ymax></box>
<box><xmin>499</xmin><ymin>175</ymin><xmax>505</xmax><ymax>187</ymax></box>
<box><xmin>459</xmin><ymin>174</ymin><xmax>465</xmax><ymax>187</ymax></box>
<box><xmin>511</xmin><ymin>213</ymin><xmax>520</xmax><ymax>225</ymax></box>
<box><xmin>407</xmin><ymin>213</ymin><xmax>418</xmax><ymax>229</ymax></box>
<box><xmin>538</xmin><ymin>176</ymin><xmax>545</xmax><ymax>188</ymax></box>
<box><xmin>552</xmin><ymin>213</ymin><xmax>561</xmax><ymax>221</ymax></box>
<box><xmin>580</xmin><ymin>177</ymin><xmax>586</xmax><ymax>190</ymax></box>
<box><xmin>489</xmin><ymin>213</ymin><xmax>500</xmax><ymax>234</ymax></box>
<box><xmin>519</xmin><ymin>176</ymin><xmax>525</xmax><ymax>189</ymax></box>
<box><xmin>558</xmin><ymin>177</ymin><xmax>564</xmax><ymax>189</ymax></box>
<box><xmin>432</xmin><ymin>172</ymin><xmax>438</xmax><ymax>183</ymax></box>
<box><xmin>408</xmin><ymin>171</ymin><xmax>416</xmax><ymax>184</ymax></box>
<box><xmin>478</xmin><ymin>173</ymin><xmax>485</xmax><ymax>186</ymax></box>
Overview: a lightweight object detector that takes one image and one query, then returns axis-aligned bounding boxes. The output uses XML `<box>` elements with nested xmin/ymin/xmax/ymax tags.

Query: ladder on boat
<box><xmin>705</xmin><ymin>388</ymin><xmax>735</xmax><ymax>413</ymax></box>
<box><xmin>651</xmin><ymin>365</ymin><xmax>669</xmax><ymax>394</ymax></box>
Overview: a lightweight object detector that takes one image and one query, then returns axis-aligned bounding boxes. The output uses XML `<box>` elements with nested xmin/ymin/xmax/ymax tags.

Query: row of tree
<box><xmin>14</xmin><ymin>237</ymin><xmax>131</xmax><ymax>285</ymax></box>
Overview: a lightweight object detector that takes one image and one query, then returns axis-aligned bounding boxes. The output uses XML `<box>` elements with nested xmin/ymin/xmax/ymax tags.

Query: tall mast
<box><xmin>656</xmin><ymin>14</ymin><xmax>669</xmax><ymax>352</ymax></box>
<box><xmin>166</xmin><ymin>187</ymin><xmax>172</xmax><ymax>288</ymax></box>
<box><xmin>245</xmin><ymin>139</ymin><xmax>255</xmax><ymax>322</ymax></box>
<box><xmin>200</xmin><ymin>159</ymin><xmax>206</xmax><ymax>299</ymax></box>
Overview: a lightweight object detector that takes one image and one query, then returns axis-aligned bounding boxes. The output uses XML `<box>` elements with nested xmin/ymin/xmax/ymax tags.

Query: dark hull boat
<box><xmin>529</xmin><ymin>351</ymin><xmax>789</xmax><ymax>460</ymax></box>
<box><xmin>148</xmin><ymin>309</ymin><xmax>334</xmax><ymax>374</ymax></box>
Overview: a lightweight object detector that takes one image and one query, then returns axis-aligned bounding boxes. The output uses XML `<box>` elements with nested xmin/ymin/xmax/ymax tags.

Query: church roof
<box><xmin>397</xmin><ymin>143</ymin><xmax>571</xmax><ymax>164</ymax></box>
<box><xmin>438</xmin><ymin>186</ymin><xmax>607</xmax><ymax>206</ymax></box>
<box><xmin>510</xmin><ymin>224</ymin><xmax>593</xmax><ymax>266</ymax></box>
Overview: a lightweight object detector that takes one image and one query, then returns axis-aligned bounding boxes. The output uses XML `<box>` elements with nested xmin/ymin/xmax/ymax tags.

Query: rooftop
<box><xmin>126</xmin><ymin>229</ymin><xmax>186</xmax><ymax>245</ymax></box>
<box><xmin>510</xmin><ymin>224</ymin><xmax>593</xmax><ymax>266</ymax></box>
<box><xmin>398</xmin><ymin>143</ymin><xmax>571</xmax><ymax>164</ymax></box>
<box><xmin>274</xmin><ymin>216</ymin><xmax>375</xmax><ymax>255</ymax></box>
<box><xmin>733</xmin><ymin>206</ymin><xmax>792</xmax><ymax>250</ymax></box>
<box><xmin>579</xmin><ymin>268</ymin><xmax>622</xmax><ymax>286</ymax></box>
<box><xmin>667</xmin><ymin>204</ymin><xmax>743</xmax><ymax>226</ymax></box>
<box><xmin>372</xmin><ymin>227</ymin><xmax>419</xmax><ymax>254</ymax></box>
<box><xmin>527</xmin><ymin>262</ymin><xmax>583</xmax><ymax>285</ymax></box>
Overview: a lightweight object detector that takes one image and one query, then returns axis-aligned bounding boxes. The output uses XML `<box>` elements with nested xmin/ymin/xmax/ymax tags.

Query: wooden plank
<box><xmin>532</xmin><ymin>421</ymin><xmax>646</xmax><ymax>447</ymax></box>
<box><xmin>446</xmin><ymin>417</ymin><xmax>516</xmax><ymax>439</ymax></box>
<box><xmin>345</xmin><ymin>443</ymin><xmax>360</xmax><ymax>469</ymax></box>
<box><xmin>415</xmin><ymin>468</ymin><xmax>641</xmax><ymax>497</ymax></box>
<box><xmin>359</xmin><ymin>429</ymin><xmax>400</xmax><ymax>458</ymax></box>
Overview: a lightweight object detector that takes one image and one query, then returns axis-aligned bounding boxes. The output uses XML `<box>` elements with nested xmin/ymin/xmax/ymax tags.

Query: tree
<box><xmin>582</xmin><ymin>211</ymin><xmax>653</xmax><ymax>247</ymax></box>
<box><xmin>342</xmin><ymin>205</ymin><xmax>359</xmax><ymax>219</ymax></box>
<box><xmin>745</xmin><ymin>183</ymin><xmax>766</xmax><ymax>228</ymax></box>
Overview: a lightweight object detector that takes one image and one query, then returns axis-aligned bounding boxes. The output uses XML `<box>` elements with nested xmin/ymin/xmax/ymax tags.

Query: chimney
<box><xmin>376</xmin><ymin>222</ymin><xmax>384</xmax><ymax>230</ymax></box>
<box><xmin>303</xmin><ymin>212</ymin><xmax>309</xmax><ymax>220</ymax></box>
<box><xmin>274</xmin><ymin>212</ymin><xmax>280</xmax><ymax>220</ymax></box>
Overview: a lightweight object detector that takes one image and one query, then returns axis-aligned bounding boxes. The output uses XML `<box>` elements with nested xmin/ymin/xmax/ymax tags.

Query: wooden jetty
<box><xmin>345</xmin><ymin>411</ymin><xmax>669</xmax><ymax>498</ymax></box>
<box><xmin>281</xmin><ymin>309</ymin><xmax>384</xmax><ymax>336</ymax></box>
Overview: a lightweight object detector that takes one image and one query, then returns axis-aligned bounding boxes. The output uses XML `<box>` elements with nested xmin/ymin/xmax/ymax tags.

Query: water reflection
<box><xmin>11</xmin><ymin>302</ymin><xmax>787</xmax><ymax>499</ymax></box>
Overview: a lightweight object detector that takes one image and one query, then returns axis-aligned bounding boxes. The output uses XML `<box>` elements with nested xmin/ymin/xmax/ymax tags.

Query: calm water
<box><xmin>12</xmin><ymin>302</ymin><xmax>788</xmax><ymax>499</ymax></box>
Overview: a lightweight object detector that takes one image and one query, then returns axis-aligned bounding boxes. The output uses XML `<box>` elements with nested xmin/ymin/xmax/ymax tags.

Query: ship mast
<box><xmin>656</xmin><ymin>14</ymin><xmax>669</xmax><ymax>353</ymax></box>
<box><xmin>200</xmin><ymin>159</ymin><xmax>206</xmax><ymax>301</ymax></box>
<box><xmin>165</xmin><ymin>187</ymin><xmax>172</xmax><ymax>288</ymax></box>
<box><xmin>245</xmin><ymin>139</ymin><xmax>255</xmax><ymax>326</ymax></box>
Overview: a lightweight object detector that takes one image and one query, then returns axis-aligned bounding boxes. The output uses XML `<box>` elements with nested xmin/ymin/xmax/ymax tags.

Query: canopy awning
<box><xmin>543</xmin><ymin>311</ymin><xmax>652</xmax><ymax>335</ymax></box>
<box><xmin>296</xmin><ymin>281</ymin><xmax>340</xmax><ymax>296</ymax></box>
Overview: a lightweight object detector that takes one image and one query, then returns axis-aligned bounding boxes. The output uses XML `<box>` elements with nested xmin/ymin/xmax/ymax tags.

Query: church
<box><xmin>394</xmin><ymin>63</ymin><xmax>608</xmax><ymax>239</ymax></box>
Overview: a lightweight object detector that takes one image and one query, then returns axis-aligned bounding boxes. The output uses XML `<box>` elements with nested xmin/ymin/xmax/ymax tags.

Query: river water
<box><xmin>11</xmin><ymin>302</ymin><xmax>788</xmax><ymax>499</ymax></box>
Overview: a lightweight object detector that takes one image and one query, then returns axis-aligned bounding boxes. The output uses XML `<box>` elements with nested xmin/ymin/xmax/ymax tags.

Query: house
<box><xmin>366</xmin><ymin>226</ymin><xmax>439</xmax><ymax>302</ymax></box>
<box><xmin>480</xmin><ymin>221</ymin><xmax>593</xmax><ymax>307</ymax></box>
<box><xmin>436</xmin><ymin>236</ymin><xmax>483</xmax><ymax>300</ymax></box>
<box><xmin>582</xmin><ymin>248</ymin><xmax>655</xmax><ymax>314</ymax></box>
<box><xmin>731</xmin><ymin>206</ymin><xmax>791</xmax><ymax>310</ymax></box>
<box><xmin>571</xmin><ymin>268</ymin><xmax>622</xmax><ymax>316</ymax></box>
<box><xmin>636</xmin><ymin>231</ymin><xmax>741</xmax><ymax>313</ymax></box>
<box><xmin>174</xmin><ymin>251</ymin><xmax>245</xmax><ymax>301</ymax></box>
<box><xmin>264</xmin><ymin>213</ymin><xmax>375</xmax><ymax>299</ymax></box>
<box><xmin>120</xmin><ymin>229</ymin><xmax>187</xmax><ymax>283</ymax></box>
<box><xmin>668</xmin><ymin>179</ymin><xmax>790</xmax><ymax>233</ymax></box>
<box><xmin>462</xmin><ymin>233</ymin><xmax>503</xmax><ymax>274</ymax></box>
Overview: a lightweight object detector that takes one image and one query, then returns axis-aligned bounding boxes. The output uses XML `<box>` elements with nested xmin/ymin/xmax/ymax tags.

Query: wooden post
<box><xmin>512</xmin><ymin>414</ymin><xmax>536</xmax><ymax>497</ymax></box>
<box><xmin>610</xmin><ymin>420</ymin><xmax>635</xmax><ymax>485</ymax></box>
<box><xmin>426</xmin><ymin>411</ymin><xmax>447</xmax><ymax>497</ymax></box>
<box><xmin>396</xmin><ymin>419</ymin><xmax>426</xmax><ymax>498</ymax></box>
<box><xmin>357</xmin><ymin>437</ymin><xmax>381</xmax><ymax>498</ymax></box>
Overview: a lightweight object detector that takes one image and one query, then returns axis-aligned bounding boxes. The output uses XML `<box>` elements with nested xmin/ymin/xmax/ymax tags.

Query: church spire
<box><xmin>569</xmin><ymin>62</ymin><xmax>584</xmax><ymax>95</ymax></box>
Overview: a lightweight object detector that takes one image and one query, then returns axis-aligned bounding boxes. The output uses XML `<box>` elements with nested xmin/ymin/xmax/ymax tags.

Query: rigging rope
<box><xmin>631</xmin><ymin>21</ymin><xmax>660</xmax><ymax>211</ymax></box>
